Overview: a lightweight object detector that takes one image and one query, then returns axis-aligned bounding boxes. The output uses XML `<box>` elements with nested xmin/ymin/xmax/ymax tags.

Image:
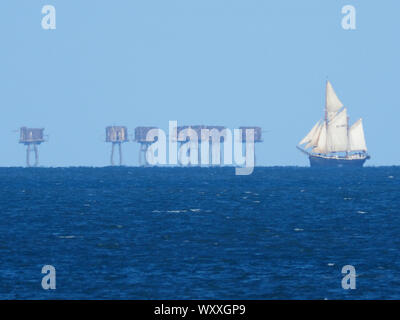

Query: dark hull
<box><xmin>309</xmin><ymin>155</ymin><xmax>368</xmax><ymax>167</ymax></box>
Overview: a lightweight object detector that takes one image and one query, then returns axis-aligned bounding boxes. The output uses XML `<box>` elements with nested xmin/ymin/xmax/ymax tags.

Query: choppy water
<box><xmin>0</xmin><ymin>167</ymin><xmax>399</xmax><ymax>299</ymax></box>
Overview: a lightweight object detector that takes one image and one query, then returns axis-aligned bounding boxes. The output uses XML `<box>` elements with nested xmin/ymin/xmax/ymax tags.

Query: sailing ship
<box><xmin>297</xmin><ymin>81</ymin><xmax>370</xmax><ymax>167</ymax></box>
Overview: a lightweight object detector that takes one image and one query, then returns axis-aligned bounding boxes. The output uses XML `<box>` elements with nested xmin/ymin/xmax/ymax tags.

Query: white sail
<box><xmin>349</xmin><ymin>118</ymin><xmax>367</xmax><ymax>151</ymax></box>
<box><xmin>311</xmin><ymin>123</ymin><xmax>323</xmax><ymax>146</ymax></box>
<box><xmin>327</xmin><ymin>111</ymin><xmax>339</xmax><ymax>122</ymax></box>
<box><xmin>305</xmin><ymin>141</ymin><xmax>313</xmax><ymax>149</ymax></box>
<box><xmin>327</xmin><ymin>108</ymin><xmax>348</xmax><ymax>152</ymax></box>
<box><xmin>305</xmin><ymin>122</ymin><xmax>323</xmax><ymax>149</ymax></box>
<box><xmin>299</xmin><ymin>120</ymin><xmax>321</xmax><ymax>145</ymax></box>
<box><xmin>326</xmin><ymin>81</ymin><xmax>344</xmax><ymax>114</ymax></box>
<box><xmin>313</xmin><ymin>122</ymin><xmax>327</xmax><ymax>153</ymax></box>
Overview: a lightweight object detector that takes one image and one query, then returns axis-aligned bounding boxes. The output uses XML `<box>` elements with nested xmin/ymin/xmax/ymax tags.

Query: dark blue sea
<box><xmin>0</xmin><ymin>167</ymin><xmax>399</xmax><ymax>299</ymax></box>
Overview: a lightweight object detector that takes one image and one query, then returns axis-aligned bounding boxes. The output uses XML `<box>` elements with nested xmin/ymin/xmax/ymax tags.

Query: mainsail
<box><xmin>327</xmin><ymin>108</ymin><xmax>348</xmax><ymax>152</ymax></box>
<box><xmin>349</xmin><ymin>118</ymin><xmax>367</xmax><ymax>151</ymax></box>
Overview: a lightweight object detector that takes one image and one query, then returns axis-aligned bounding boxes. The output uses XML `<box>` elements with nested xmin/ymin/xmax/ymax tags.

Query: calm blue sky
<box><xmin>0</xmin><ymin>0</ymin><xmax>398</xmax><ymax>166</ymax></box>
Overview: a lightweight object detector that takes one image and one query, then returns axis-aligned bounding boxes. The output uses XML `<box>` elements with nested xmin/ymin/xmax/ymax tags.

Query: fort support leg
<box><xmin>139</xmin><ymin>143</ymin><xmax>148</xmax><ymax>166</ymax></box>
<box><xmin>178</xmin><ymin>142</ymin><xmax>182</xmax><ymax>166</ymax></box>
<box><xmin>139</xmin><ymin>143</ymin><xmax>143</xmax><ymax>166</ymax></box>
<box><xmin>220</xmin><ymin>142</ymin><xmax>223</xmax><ymax>166</ymax></box>
<box><xmin>209</xmin><ymin>141</ymin><xmax>212</xmax><ymax>166</ymax></box>
<box><xmin>26</xmin><ymin>144</ymin><xmax>31</xmax><ymax>167</ymax></box>
<box><xmin>110</xmin><ymin>143</ymin><xmax>115</xmax><ymax>166</ymax></box>
<box><xmin>143</xmin><ymin>144</ymin><xmax>149</xmax><ymax>166</ymax></box>
<box><xmin>138</xmin><ymin>143</ymin><xmax>142</xmax><ymax>166</ymax></box>
<box><xmin>118</xmin><ymin>142</ymin><xmax>123</xmax><ymax>166</ymax></box>
<box><xmin>34</xmin><ymin>144</ymin><xmax>39</xmax><ymax>167</ymax></box>
<box><xmin>198</xmin><ymin>142</ymin><xmax>201</xmax><ymax>166</ymax></box>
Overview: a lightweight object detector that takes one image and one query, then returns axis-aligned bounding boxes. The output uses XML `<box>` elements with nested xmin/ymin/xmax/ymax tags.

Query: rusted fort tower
<box><xmin>106</xmin><ymin>126</ymin><xmax>128</xmax><ymax>166</ymax></box>
<box><xmin>19</xmin><ymin>127</ymin><xmax>45</xmax><ymax>167</ymax></box>
<box><xmin>134</xmin><ymin>127</ymin><xmax>158</xmax><ymax>166</ymax></box>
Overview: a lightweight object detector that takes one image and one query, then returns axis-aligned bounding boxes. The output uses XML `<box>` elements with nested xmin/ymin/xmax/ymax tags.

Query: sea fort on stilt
<box><xmin>19</xmin><ymin>127</ymin><xmax>46</xmax><ymax>167</ymax></box>
<box><xmin>106</xmin><ymin>126</ymin><xmax>128</xmax><ymax>166</ymax></box>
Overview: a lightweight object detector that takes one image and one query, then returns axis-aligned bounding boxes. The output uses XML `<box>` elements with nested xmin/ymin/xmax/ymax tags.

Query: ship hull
<box><xmin>309</xmin><ymin>155</ymin><xmax>367</xmax><ymax>167</ymax></box>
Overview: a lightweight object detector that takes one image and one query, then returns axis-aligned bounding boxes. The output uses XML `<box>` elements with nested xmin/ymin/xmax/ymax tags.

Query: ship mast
<box><xmin>325</xmin><ymin>80</ymin><xmax>329</xmax><ymax>155</ymax></box>
<box><xmin>325</xmin><ymin>81</ymin><xmax>328</xmax><ymax>125</ymax></box>
<box><xmin>346</xmin><ymin>115</ymin><xmax>350</xmax><ymax>158</ymax></box>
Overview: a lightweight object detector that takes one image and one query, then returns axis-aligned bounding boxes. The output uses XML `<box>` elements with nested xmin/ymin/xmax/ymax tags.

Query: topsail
<box><xmin>326</xmin><ymin>81</ymin><xmax>344</xmax><ymax>121</ymax></box>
